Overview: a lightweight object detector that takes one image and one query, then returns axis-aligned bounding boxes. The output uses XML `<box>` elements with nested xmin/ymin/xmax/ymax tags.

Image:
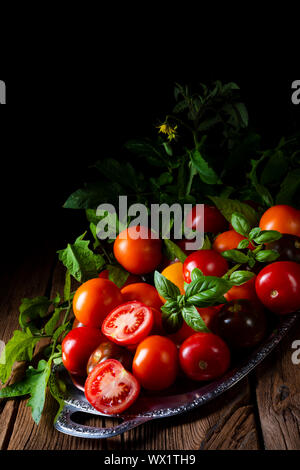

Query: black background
<box><xmin>1</xmin><ymin>73</ymin><xmax>299</xmax><ymax>268</ymax></box>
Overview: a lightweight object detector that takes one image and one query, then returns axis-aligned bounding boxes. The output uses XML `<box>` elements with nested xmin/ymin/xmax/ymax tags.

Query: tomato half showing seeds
<box><xmin>255</xmin><ymin>261</ymin><xmax>300</xmax><ymax>315</ymax></box>
<box><xmin>62</xmin><ymin>327</ymin><xmax>105</xmax><ymax>376</ymax></box>
<box><xmin>183</xmin><ymin>250</ymin><xmax>229</xmax><ymax>284</ymax></box>
<box><xmin>102</xmin><ymin>301</ymin><xmax>153</xmax><ymax>346</ymax></box>
<box><xmin>73</xmin><ymin>278</ymin><xmax>123</xmax><ymax>328</ymax></box>
<box><xmin>121</xmin><ymin>283</ymin><xmax>163</xmax><ymax>311</ymax></box>
<box><xmin>179</xmin><ymin>333</ymin><xmax>231</xmax><ymax>382</ymax></box>
<box><xmin>132</xmin><ymin>336</ymin><xmax>178</xmax><ymax>390</ymax></box>
<box><xmin>113</xmin><ymin>225</ymin><xmax>162</xmax><ymax>275</ymax></box>
<box><xmin>85</xmin><ymin>359</ymin><xmax>140</xmax><ymax>415</ymax></box>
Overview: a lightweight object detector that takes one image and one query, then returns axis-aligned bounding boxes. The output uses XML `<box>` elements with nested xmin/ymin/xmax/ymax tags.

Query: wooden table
<box><xmin>1</xmin><ymin>243</ymin><xmax>300</xmax><ymax>451</ymax></box>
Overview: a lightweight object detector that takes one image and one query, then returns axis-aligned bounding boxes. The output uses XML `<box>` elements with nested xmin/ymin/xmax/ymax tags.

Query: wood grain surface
<box><xmin>0</xmin><ymin>247</ymin><xmax>299</xmax><ymax>450</ymax></box>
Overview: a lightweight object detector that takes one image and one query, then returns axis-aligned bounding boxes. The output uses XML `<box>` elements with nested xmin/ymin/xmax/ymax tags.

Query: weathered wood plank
<box><xmin>0</xmin><ymin>246</ymin><xmax>55</xmax><ymax>450</ymax></box>
<box><xmin>255</xmin><ymin>318</ymin><xmax>300</xmax><ymax>450</ymax></box>
<box><xmin>123</xmin><ymin>378</ymin><xmax>261</xmax><ymax>450</ymax></box>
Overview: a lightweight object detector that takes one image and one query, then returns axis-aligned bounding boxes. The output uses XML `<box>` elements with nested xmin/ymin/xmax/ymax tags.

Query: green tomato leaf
<box><xmin>154</xmin><ymin>271</ymin><xmax>181</xmax><ymax>301</ymax></box>
<box><xmin>231</xmin><ymin>212</ymin><xmax>251</xmax><ymax>237</ymax></box>
<box><xmin>276</xmin><ymin>169</ymin><xmax>300</xmax><ymax>206</ymax></box>
<box><xmin>189</xmin><ymin>149</ymin><xmax>222</xmax><ymax>185</ymax></box>
<box><xmin>44</xmin><ymin>308</ymin><xmax>63</xmax><ymax>336</ymax></box>
<box><xmin>163</xmin><ymin>239</ymin><xmax>187</xmax><ymax>263</ymax></box>
<box><xmin>0</xmin><ymin>331</ymin><xmax>40</xmax><ymax>384</ymax></box>
<box><xmin>106</xmin><ymin>265</ymin><xmax>130</xmax><ymax>289</ymax></box>
<box><xmin>208</xmin><ymin>196</ymin><xmax>258</xmax><ymax>227</ymax></box>
<box><xmin>182</xmin><ymin>305</ymin><xmax>210</xmax><ymax>333</ymax></box>
<box><xmin>57</xmin><ymin>234</ymin><xmax>105</xmax><ymax>283</ymax></box>
<box><xmin>19</xmin><ymin>297</ymin><xmax>52</xmax><ymax>331</ymax></box>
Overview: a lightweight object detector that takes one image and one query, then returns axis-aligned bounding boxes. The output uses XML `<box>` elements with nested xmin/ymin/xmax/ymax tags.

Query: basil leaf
<box><xmin>229</xmin><ymin>270</ymin><xmax>255</xmax><ymax>286</ymax></box>
<box><xmin>231</xmin><ymin>212</ymin><xmax>251</xmax><ymax>237</ymax></box>
<box><xmin>221</xmin><ymin>250</ymin><xmax>250</xmax><ymax>264</ymax></box>
<box><xmin>238</xmin><ymin>239</ymin><xmax>250</xmax><ymax>250</ymax></box>
<box><xmin>163</xmin><ymin>239</ymin><xmax>187</xmax><ymax>263</ymax></box>
<box><xmin>185</xmin><ymin>276</ymin><xmax>232</xmax><ymax>307</ymax></box>
<box><xmin>182</xmin><ymin>305</ymin><xmax>210</xmax><ymax>333</ymax></box>
<box><xmin>160</xmin><ymin>301</ymin><xmax>182</xmax><ymax>333</ymax></box>
<box><xmin>255</xmin><ymin>250</ymin><xmax>280</xmax><ymax>262</ymax></box>
<box><xmin>248</xmin><ymin>227</ymin><xmax>261</xmax><ymax>240</ymax></box>
<box><xmin>191</xmin><ymin>268</ymin><xmax>204</xmax><ymax>282</ymax></box>
<box><xmin>252</xmin><ymin>230</ymin><xmax>282</xmax><ymax>245</ymax></box>
<box><xmin>154</xmin><ymin>271</ymin><xmax>181</xmax><ymax>301</ymax></box>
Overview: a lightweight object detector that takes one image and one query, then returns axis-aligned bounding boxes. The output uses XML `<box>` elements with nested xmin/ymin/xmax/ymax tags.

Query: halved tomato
<box><xmin>101</xmin><ymin>301</ymin><xmax>153</xmax><ymax>346</ymax></box>
<box><xmin>85</xmin><ymin>359</ymin><xmax>140</xmax><ymax>414</ymax></box>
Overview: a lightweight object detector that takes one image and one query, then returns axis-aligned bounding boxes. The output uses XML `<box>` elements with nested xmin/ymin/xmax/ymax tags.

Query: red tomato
<box><xmin>121</xmin><ymin>283</ymin><xmax>163</xmax><ymax>311</ymax></box>
<box><xmin>73</xmin><ymin>278</ymin><xmax>123</xmax><ymax>329</ymax></box>
<box><xmin>150</xmin><ymin>307</ymin><xmax>164</xmax><ymax>335</ymax></box>
<box><xmin>85</xmin><ymin>359</ymin><xmax>140</xmax><ymax>415</ymax></box>
<box><xmin>102</xmin><ymin>301</ymin><xmax>153</xmax><ymax>346</ymax></box>
<box><xmin>213</xmin><ymin>230</ymin><xmax>255</xmax><ymax>253</ymax></box>
<box><xmin>259</xmin><ymin>205</ymin><xmax>300</xmax><ymax>237</ymax></box>
<box><xmin>255</xmin><ymin>261</ymin><xmax>300</xmax><ymax>314</ymax></box>
<box><xmin>72</xmin><ymin>318</ymin><xmax>86</xmax><ymax>329</ymax></box>
<box><xmin>183</xmin><ymin>250</ymin><xmax>229</xmax><ymax>283</ymax></box>
<box><xmin>113</xmin><ymin>226</ymin><xmax>162</xmax><ymax>275</ymax></box>
<box><xmin>224</xmin><ymin>276</ymin><xmax>259</xmax><ymax>303</ymax></box>
<box><xmin>62</xmin><ymin>327</ymin><xmax>105</xmax><ymax>376</ymax></box>
<box><xmin>186</xmin><ymin>204</ymin><xmax>228</xmax><ymax>234</ymax></box>
<box><xmin>176</xmin><ymin>238</ymin><xmax>202</xmax><ymax>254</ymax></box>
<box><xmin>179</xmin><ymin>333</ymin><xmax>230</xmax><ymax>381</ymax></box>
<box><xmin>99</xmin><ymin>269</ymin><xmax>141</xmax><ymax>288</ymax></box>
<box><xmin>132</xmin><ymin>336</ymin><xmax>178</xmax><ymax>390</ymax></box>
<box><xmin>168</xmin><ymin>307</ymin><xmax>217</xmax><ymax>345</ymax></box>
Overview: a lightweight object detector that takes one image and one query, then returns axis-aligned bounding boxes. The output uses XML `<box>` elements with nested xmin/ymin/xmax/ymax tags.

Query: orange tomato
<box><xmin>213</xmin><ymin>230</ymin><xmax>254</xmax><ymax>253</ymax></box>
<box><xmin>259</xmin><ymin>205</ymin><xmax>300</xmax><ymax>237</ymax></box>
<box><xmin>160</xmin><ymin>262</ymin><xmax>185</xmax><ymax>303</ymax></box>
<box><xmin>121</xmin><ymin>282</ymin><xmax>163</xmax><ymax>311</ymax></box>
<box><xmin>224</xmin><ymin>276</ymin><xmax>259</xmax><ymax>303</ymax></box>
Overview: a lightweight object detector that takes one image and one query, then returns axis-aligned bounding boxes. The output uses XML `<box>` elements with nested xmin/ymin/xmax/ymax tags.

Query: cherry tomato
<box><xmin>186</xmin><ymin>204</ymin><xmax>228</xmax><ymax>234</ymax></box>
<box><xmin>102</xmin><ymin>301</ymin><xmax>153</xmax><ymax>346</ymax></box>
<box><xmin>86</xmin><ymin>341</ymin><xmax>133</xmax><ymax>375</ymax></box>
<box><xmin>150</xmin><ymin>307</ymin><xmax>164</xmax><ymax>334</ymax></box>
<box><xmin>99</xmin><ymin>269</ymin><xmax>141</xmax><ymax>288</ymax></box>
<box><xmin>267</xmin><ymin>234</ymin><xmax>300</xmax><ymax>263</ymax></box>
<box><xmin>183</xmin><ymin>250</ymin><xmax>229</xmax><ymax>284</ymax></box>
<box><xmin>132</xmin><ymin>336</ymin><xmax>178</xmax><ymax>390</ymax></box>
<box><xmin>176</xmin><ymin>238</ymin><xmax>202</xmax><ymax>254</ymax></box>
<box><xmin>259</xmin><ymin>205</ymin><xmax>300</xmax><ymax>237</ymax></box>
<box><xmin>121</xmin><ymin>283</ymin><xmax>163</xmax><ymax>311</ymax></box>
<box><xmin>160</xmin><ymin>262</ymin><xmax>185</xmax><ymax>302</ymax></box>
<box><xmin>211</xmin><ymin>299</ymin><xmax>267</xmax><ymax>349</ymax></box>
<box><xmin>62</xmin><ymin>327</ymin><xmax>105</xmax><ymax>376</ymax></box>
<box><xmin>85</xmin><ymin>359</ymin><xmax>140</xmax><ymax>415</ymax></box>
<box><xmin>113</xmin><ymin>226</ymin><xmax>162</xmax><ymax>275</ymax></box>
<box><xmin>224</xmin><ymin>276</ymin><xmax>259</xmax><ymax>303</ymax></box>
<box><xmin>73</xmin><ymin>278</ymin><xmax>123</xmax><ymax>329</ymax></box>
<box><xmin>255</xmin><ymin>261</ymin><xmax>300</xmax><ymax>314</ymax></box>
<box><xmin>72</xmin><ymin>318</ymin><xmax>86</xmax><ymax>329</ymax></box>
<box><xmin>168</xmin><ymin>307</ymin><xmax>217</xmax><ymax>345</ymax></box>
<box><xmin>179</xmin><ymin>333</ymin><xmax>230</xmax><ymax>381</ymax></box>
<box><xmin>213</xmin><ymin>230</ymin><xmax>255</xmax><ymax>253</ymax></box>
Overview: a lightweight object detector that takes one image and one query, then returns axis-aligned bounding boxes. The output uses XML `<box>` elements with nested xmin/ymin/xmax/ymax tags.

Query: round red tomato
<box><xmin>183</xmin><ymin>250</ymin><xmax>229</xmax><ymax>283</ymax></box>
<box><xmin>259</xmin><ymin>205</ymin><xmax>300</xmax><ymax>237</ymax></box>
<box><xmin>168</xmin><ymin>307</ymin><xmax>217</xmax><ymax>345</ymax></box>
<box><xmin>224</xmin><ymin>276</ymin><xmax>259</xmax><ymax>303</ymax></box>
<box><xmin>186</xmin><ymin>204</ymin><xmax>228</xmax><ymax>234</ymax></box>
<box><xmin>255</xmin><ymin>261</ymin><xmax>300</xmax><ymax>314</ymax></box>
<box><xmin>179</xmin><ymin>333</ymin><xmax>230</xmax><ymax>381</ymax></box>
<box><xmin>85</xmin><ymin>359</ymin><xmax>140</xmax><ymax>415</ymax></box>
<box><xmin>121</xmin><ymin>283</ymin><xmax>163</xmax><ymax>311</ymax></box>
<box><xmin>113</xmin><ymin>226</ymin><xmax>162</xmax><ymax>275</ymax></box>
<box><xmin>62</xmin><ymin>327</ymin><xmax>105</xmax><ymax>376</ymax></box>
<box><xmin>73</xmin><ymin>278</ymin><xmax>123</xmax><ymax>329</ymax></box>
<box><xmin>99</xmin><ymin>269</ymin><xmax>141</xmax><ymax>288</ymax></box>
<box><xmin>132</xmin><ymin>336</ymin><xmax>178</xmax><ymax>390</ymax></box>
<box><xmin>102</xmin><ymin>301</ymin><xmax>153</xmax><ymax>346</ymax></box>
<box><xmin>213</xmin><ymin>230</ymin><xmax>255</xmax><ymax>253</ymax></box>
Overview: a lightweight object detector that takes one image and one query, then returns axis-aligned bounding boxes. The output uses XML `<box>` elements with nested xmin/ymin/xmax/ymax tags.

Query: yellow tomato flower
<box><xmin>157</xmin><ymin>123</ymin><xmax>178</xmax><ymax>141</ymax></box>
